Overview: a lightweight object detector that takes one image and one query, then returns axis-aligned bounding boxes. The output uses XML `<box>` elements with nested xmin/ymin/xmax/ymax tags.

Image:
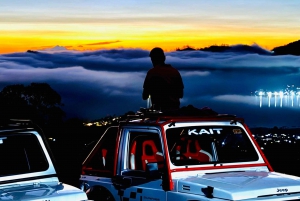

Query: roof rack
<box><xmin>0</xmin><ymin>119</ymin><xmax>34</xmax><ymax>129</ymax></box>
<box><xmin>125</xmin><ymin>106</ymin><xmax>241</xmax><ymax>123</ymax></box>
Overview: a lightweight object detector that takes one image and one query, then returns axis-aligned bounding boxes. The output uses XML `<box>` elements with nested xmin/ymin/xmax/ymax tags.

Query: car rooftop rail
<box><xmin>124</xmin><ymin>107</ymin><xmax>244</xmax><ymax>124</ymax></box>
<box><xmin>0</xmin><ymin>119</ymin><xmax>35</xmax><ymax>131</ymax></box>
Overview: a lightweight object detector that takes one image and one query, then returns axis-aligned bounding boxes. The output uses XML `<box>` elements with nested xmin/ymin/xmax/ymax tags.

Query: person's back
<box><xmin>143</xmin><ymin>47</ymin><xmax>184</xmax><ymax>111</ymax></box>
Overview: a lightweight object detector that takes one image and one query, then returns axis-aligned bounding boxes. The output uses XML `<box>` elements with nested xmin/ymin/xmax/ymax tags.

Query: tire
<box><xmin>86</xmin><ymin>186</ymin><xmax>115</xmax><ymax>201</ymax></box>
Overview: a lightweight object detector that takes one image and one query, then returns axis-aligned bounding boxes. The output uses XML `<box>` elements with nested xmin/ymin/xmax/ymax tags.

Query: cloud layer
<box><xmin>1</xmin><ymin>47</ymin><xmax>300</xmax><ymax>127</ymax></box>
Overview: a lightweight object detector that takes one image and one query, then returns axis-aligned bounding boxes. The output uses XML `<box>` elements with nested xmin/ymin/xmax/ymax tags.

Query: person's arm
<box><xmin>142</xmin><ymin>73</ymin><xmax>150</xmax><ymax>100</ymax></box>
<box><xmin>179</xmin><ymin>87</ymin><xmax>183</xmax><ymax>99</ymax></box>
<box><xmin>176</xmin><ymin>72</ymin><xmax>184</xmax><ymax>98</ymax></box>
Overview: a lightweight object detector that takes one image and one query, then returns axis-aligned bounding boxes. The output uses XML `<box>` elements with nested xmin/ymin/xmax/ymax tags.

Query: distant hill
<box><xmin>27</xmin><ymin>50</ymin><xmax>39</xmax><ymax>54</ymax></box>
<box><xmin>176</xmin><ymin>44</ymin><xmax>271</xmax><ymax>55</ymax></box>
<box><xmin>176</xmin><ymin>40</ymin><xmax>300</xmax><ymax>56</ymax></box>
<box><xmin>26</xmin><ymin>39</ymin><xmax>300</xmax><ymax>56</ymax></box>
<box><xmin>200</xmin><ymin>45</ymin><xmax>231</xmax><ymax>52</ymax></box>
<box><xmin>176</xmin><ymin>45</ymin><xmax>230</xmax><ymax>52</ymax></box>
<box><xmin>272</xmin><ymin>40</ymin><xmax>300</xmax><ymax>56</ymax></box>
<box><xmin>176</xmin><ymin>46</ymin><xmax>197</xmax><ymax>51</ymax></box>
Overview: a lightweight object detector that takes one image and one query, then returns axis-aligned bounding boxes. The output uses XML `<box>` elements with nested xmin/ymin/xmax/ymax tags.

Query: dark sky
<box><xmin>1</xmin><ymin>45</ymin><xmax>300</xmax><ymax>127</ymax></box>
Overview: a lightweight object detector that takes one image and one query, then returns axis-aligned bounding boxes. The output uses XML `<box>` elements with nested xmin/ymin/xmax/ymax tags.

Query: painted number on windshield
<box><xmin>188</xmin><ymin>128</ymin><xmax>223</xmax><ymax>135</ymax></box>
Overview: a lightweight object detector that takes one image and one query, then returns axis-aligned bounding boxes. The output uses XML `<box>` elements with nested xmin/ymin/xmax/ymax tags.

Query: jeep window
<box><xmin>166</xmin><ymin>126</ymin><xmax>259</xmax><ymax>166</ymax></box>
<box><xmin>82</xmin><ymin>126</ymin><xmax>118</xmax><ymax>177</ymax></box>
<box><xmin>0</xmin><ymin>134</ymin><xmax>48</xmax><ymax>176</ymax></box>
<box><xmin>121</xmin><ymin>130</ymin><xmax>164</xmax><ymax>177</ymax></box>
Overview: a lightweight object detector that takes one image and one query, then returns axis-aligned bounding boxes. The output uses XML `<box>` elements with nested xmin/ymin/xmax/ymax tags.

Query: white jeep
<box><xmin>0</xmin><ymin>120</ymin><xmax>87</xmax><ymax>201</ymax></box>
<box><xmin>80</xmin><ymin>110</ymin><xmax>300</xmax><ymax>201</ymax></box>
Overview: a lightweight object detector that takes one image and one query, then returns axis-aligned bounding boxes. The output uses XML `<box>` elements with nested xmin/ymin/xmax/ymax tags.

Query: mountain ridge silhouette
<box><xmin>25</xmin><ymin>39</ymin><xmax>300</xmax><ymax>56</ymax></box>
<box><xmin>272</xmin><ymin>40</ymin><xmax>300</xmax><ymax>56</ymax></box>
<box><xmin>176</xmin><ymin>39</ymin><xmax>300</xmax><ymax>56</ymax></box>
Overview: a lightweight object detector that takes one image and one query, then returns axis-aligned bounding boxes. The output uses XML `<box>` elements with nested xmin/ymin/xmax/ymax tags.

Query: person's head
<box><xmin>149</xmin><ymin>47</ymin><xmax>165</xmax><ymax>66</ymax></box>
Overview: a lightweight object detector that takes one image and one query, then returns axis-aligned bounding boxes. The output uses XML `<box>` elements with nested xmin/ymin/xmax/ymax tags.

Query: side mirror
<box><xmin>146</xmin><ymin>162</ymin><xmax>161</xmax><ymax>179</ymax></box>
<box><xmin>113</xmin><ymin>175</ymin><xmax>132</xmax><ymax>188</ymax></box>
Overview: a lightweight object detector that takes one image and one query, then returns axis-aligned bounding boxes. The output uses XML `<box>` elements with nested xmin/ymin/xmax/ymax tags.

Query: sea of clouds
<box><xmin>1</xmin><ymin>45</ymin><xmax>300</xmax><ymax>127</ymax></box>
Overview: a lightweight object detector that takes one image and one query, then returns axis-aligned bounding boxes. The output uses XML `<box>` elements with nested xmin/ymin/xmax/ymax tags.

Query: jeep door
<box><xmin>115</xmin><ymin>127</ymin><xmax>166</xmax><ymax>201</ymax></box>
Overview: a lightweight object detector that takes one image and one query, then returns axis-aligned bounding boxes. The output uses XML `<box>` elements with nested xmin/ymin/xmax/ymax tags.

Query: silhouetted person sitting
<box><xmin>143</xmin><ymin>47</ymin><xmax>184</xmax><ymax>111</ymax></box>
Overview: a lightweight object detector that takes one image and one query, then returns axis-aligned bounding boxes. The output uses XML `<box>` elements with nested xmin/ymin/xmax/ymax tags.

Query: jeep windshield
<box><xmin>166</xmin><ymin>125</ymin><xmax>259</xmax><ymax>166</ymax></box>
<box><xmin>0</xmin><ymin>134</ymin><xmax>49</xmax><ymax>177</ymax></box>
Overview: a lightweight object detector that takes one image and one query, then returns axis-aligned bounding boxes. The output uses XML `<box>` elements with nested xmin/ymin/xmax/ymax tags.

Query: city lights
<box><xmin>267</xmin><ymin>92</ymin><xmax>272</xmax><ymax>97</ymax></box>
<box><xmin>254</xmin><ymin>85</ymin><xmax>300</xmax><ymax>108</ymax></box>
<box><xmin>253</xmin><ymin>132</ymin><xmax>299</xmax><ymax>146</ymax></box>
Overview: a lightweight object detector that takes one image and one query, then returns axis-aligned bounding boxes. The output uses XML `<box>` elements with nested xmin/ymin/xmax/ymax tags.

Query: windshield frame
<box><xmin>0</xmin><ymin>131</ymin><xmax>56</xmax><ymax>183</ymax></box>
<box><xmin>164</xmin><ymin>121</ymin><xmax>266</xmax><ymax>171</ymax></box>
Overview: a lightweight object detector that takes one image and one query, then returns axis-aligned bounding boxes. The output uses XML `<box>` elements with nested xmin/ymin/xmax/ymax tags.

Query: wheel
<box><xmin>86</xmin><ymin>186</ymin><xmax>115</xmax><ymax>201</ymax></box>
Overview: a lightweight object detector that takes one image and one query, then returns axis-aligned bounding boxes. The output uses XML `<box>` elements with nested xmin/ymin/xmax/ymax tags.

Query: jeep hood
<box><xmin>0</xmin><ymin>183</ymin><xmax>87</xmax><ymax>201</ymax></box>
<box><xmin>177</xmin><ymin>171</ymin><xmax>300</xmax><ymax>200</ymax></box>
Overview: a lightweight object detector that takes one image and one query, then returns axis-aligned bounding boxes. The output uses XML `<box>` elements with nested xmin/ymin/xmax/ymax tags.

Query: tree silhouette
<box><xmin>176</xmin><ymin>45</ymin><xmax>196</xmax><ymax>51</ymax></box>
<box><xmin>0</xmin><ymin>83</ymin><xmax>65</xmax><ymax>126</ymax></box>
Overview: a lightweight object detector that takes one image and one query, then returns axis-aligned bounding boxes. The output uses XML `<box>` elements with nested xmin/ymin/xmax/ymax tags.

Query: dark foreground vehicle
<box><xmin>80</xmin><ymin>109</ymin><xmax>300</xmax><ymax>201</ymax></box>
<box><xmin>0</xmin><ymin>119</ymin><xmax>87</xmax><ymax>201</ymax></box>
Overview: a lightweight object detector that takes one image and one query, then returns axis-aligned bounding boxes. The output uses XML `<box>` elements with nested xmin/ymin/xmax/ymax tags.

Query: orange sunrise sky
<box><xmin>1</xmin><ymin>0</ymin><xmax>299</xmax><ymax>53</ymax></box>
